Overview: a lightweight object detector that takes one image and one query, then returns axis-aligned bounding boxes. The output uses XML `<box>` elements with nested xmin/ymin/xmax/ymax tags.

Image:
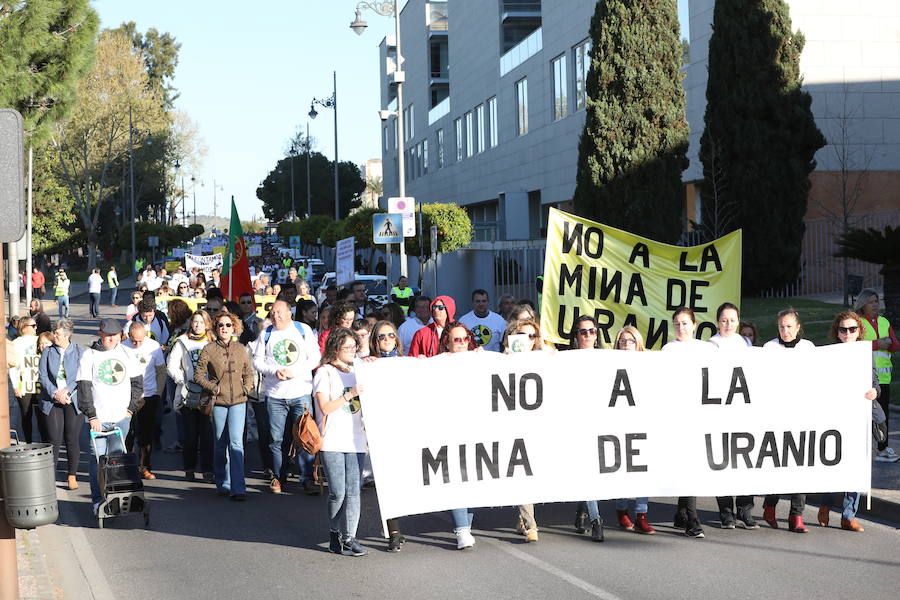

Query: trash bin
<box><xmin>0</xmin><ymin>443</ymin><xmax>58</xmax><ymax>529</ymax></box>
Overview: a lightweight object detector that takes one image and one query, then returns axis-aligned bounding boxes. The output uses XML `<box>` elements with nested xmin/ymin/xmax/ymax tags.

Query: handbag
<box><xmin>184</xmin><ymin>381</ymin><xmax>204</xmax><ymax>409</ymax></box>
<box><xmin>293</xmin><ymin>408</ymin><xmax>325</xmax><ymax>455</ymax></box>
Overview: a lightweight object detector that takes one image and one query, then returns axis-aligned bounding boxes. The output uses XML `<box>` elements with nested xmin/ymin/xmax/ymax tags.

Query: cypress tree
<box><xmin>700</xmin><ymin>0</ymin><xmax>825</xmax><ymax>294</ymax></box>
<box><xmin>0</xmin><ymin>0</ymin><xmax>99</xmax><ymax>144</ymax></box>
<box><xmin>573</xmin><ymin>0</ymin><xmax>689</xmax><ymax>244</ymax></box>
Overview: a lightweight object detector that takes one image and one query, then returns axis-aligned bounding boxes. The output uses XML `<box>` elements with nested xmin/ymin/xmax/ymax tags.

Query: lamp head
<box><xmin>350</xmin><ymin>9</ymin><xmax>368</xmax><ymax>35</ymax></box>
<box><xmin>309</xmin><ymin>105</ymin><xmax>318</xmax><ymax>120</ymax></box>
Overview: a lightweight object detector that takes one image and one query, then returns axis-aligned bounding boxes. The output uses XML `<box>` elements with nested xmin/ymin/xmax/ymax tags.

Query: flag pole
<box><xmin>228</xmin><ymin>195</ymin><xmax>234</xmax><ymax>301</ymax></box>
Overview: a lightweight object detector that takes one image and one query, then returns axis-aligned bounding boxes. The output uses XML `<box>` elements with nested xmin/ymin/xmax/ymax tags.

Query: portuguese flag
<box><xmin>220</xmin><ymin>196</ymin><xmax>253</xmax><ymax>302</ymax></box>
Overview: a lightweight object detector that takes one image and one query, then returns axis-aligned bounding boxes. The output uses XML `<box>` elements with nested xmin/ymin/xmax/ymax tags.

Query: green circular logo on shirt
<box><xmin>273</xmin><ymin>339</ymin><xmax>299</xmax><ymax>366</ymax></box>
<box><xmin>471</xmin><ymin>324</ymin><xmax>491</xmax><ymax>347</ymax></box>
<box><xmin>342</xmin><ymin>387</ymin><xmax>360</xmax><ymax>414</ymax></box>
<box><xmin>97</xmin><ymin>358</ymin><xmax>127</xmax><ymax>386</ymax></box>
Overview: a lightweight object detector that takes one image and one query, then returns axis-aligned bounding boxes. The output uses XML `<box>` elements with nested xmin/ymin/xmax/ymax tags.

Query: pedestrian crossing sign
<box><xmin>373</xmin><ymin>213</ymin><xmax>404</xmax><ymax>244</ymax></box>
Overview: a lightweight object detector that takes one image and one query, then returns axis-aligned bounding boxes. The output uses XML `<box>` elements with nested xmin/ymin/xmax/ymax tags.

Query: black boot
<box><xmin>574</xmin><ymin>502</ymin><xmax>588</xmax><ymax>534</ymax></box>
<box><xmin>591</xmin><ymin>517</ymin><xmax>604</xmax><ymax>542</ymax></box>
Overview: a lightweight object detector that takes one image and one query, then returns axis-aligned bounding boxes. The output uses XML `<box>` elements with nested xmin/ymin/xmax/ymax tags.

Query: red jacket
<box><xmin>409</xmin><ymin>295</ymin><xmax>466</xmax><ymax>357</ymax></box>
<box><xmin>31</xmin><ymin>271</ymin><xmax>45</xmax><ymax>288</ymax></box>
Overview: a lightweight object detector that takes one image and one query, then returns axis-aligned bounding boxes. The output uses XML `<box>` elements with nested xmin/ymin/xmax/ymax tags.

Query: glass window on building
<box><xmin>468</xmin><ymin>201</ymin><xmax>500</xmax><ymax>242</ymax></box>
<box><xmin>488</xmin><ymin>96</ymin><xmax>498</xmax><ymax>148</ymax></box>
<box><xmin>475</xmin><ymin>104</ymin><xmax>485</xmax><ymax>154</ymax></box>
<box><xmin>404</xmin><ymin>104</ymin><xmax>414</xmax><ymax>142</ymax></box>
<box><xmin>454</xmin><ymin>117</ymin><xmax>464</xmax><ymax>161</ymax></box>
<box><xmin>392</xmin><ymin>119</ymin><xmax>398</xmax><ymax>149</ymax></box>
<box><xmin>383</xmin><ymin>125</ymin><xmax>389</xmax><ymax>151</ymax></box>
<box><xmin>574</xmin><ymin>38</ymin><xmax>591</xmax><ymax>111</ymax></box>
<box><xmin>516</xmin><ymin>78</ymin><xmax>528</xmax><ymax>136</ymax></box>
<box><xmin>465</xmin><ymin>111</ymin><xmax>474</xmax><ymax>157</ymax></box>
<box><xmin>552</xmin><ymin>54</ymin><xmax>568</xmax><ymax>120</ymax></box>
<box><xmin>423</xmin><ymin>138</ymin><xmax>429</xmax><ymax>174</ymax></box>
<box><xmin>435</xmin><ymin>128</ymin><xmax>444</xmax><ymax>168</ymax></box>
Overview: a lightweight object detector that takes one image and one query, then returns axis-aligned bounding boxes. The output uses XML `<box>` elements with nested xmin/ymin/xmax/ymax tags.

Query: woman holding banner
<box><xmin>817</xmin><ymin>311</ymin><xmax>881</xmax><ymax>532</ymax></box>
<box><xmin>709</xmin><ymin>302</ymin><xmax>758</xmax><ymax>530</ymax></box>
<box><xmin>662</xmin><ymin>307</ymin><xmax>713</xmax><ymax>539</ymax></box>
<box><xmin>435</xmin><ymin>321</ymin><xmax>478</xmax><ymax>549</ymax></box>
<box><xmin>761</xmin><ymin>308</ymin><xmax>814</xmax><ymax>532</ymax></box>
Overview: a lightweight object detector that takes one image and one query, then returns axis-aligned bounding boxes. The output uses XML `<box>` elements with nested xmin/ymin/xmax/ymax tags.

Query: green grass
<box><xmin>741</xmin><ymin>296</ymin><xmax>899</xmax><ymax>403</ymax></box>
<box><xmin>63</xmin><ymin>263</ymin><xmax>132</xmax><ymax>282</ymax></box>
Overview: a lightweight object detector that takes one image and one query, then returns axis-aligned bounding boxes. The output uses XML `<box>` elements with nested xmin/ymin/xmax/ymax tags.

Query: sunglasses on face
<box><xmin>838</xmin><ymin>326</ymin><xmax>859</xmax><ymax>334</ymax></box>
<box><xmin>432</xmin><ymin>305</ymin><xmax>446</xmax><ymax>311</ymax></box>
<box><xmin>216</xmin><ymin>322</ymin><xmax>233</xmax><ymax>329</ymax></box>
<box><xmin>376</xmin><ymin>332</ymin><xmax>396</xmax><ymax>341</ymax></box>
<box><xmin>452</xmin><ymin>335</ymin><xmax>470</xmax><ymax>343</ymax></box>
<box><xmin>577</xmin><ymin>328</ymin><xmax>596</xmax><ymax>336</ymax></box>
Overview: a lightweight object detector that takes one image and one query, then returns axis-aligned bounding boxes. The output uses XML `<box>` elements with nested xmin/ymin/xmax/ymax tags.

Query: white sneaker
<box><xmin>455</xmin><ymin>527</ymin><xmax>475</xmax><ymax>550</ymax></box>
<box><xmin>875</xmin><ymin>447</ymin><xmax>900</xmax><ymax>462</ymax></box>
<box><xmin>92</xmin><ymin>502</ymin><xmax>101</xmax><ymax>516</ymax></box>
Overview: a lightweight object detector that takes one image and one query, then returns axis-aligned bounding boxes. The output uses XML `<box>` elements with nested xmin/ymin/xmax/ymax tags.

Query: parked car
<box><xmin>315</xmin><ymin>273</ymin><xmax>389</xmax><ymax>309</ymax></box>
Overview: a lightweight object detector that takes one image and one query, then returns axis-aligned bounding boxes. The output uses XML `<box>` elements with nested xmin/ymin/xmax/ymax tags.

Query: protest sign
<box><xmin>248</xmin><ymin>244</ymin><xmax>262</xmax><ymax>257</ymax></box>
<box><xmin>336</xmin><ymin>236</ymin><xmax>355</xmax><ymax>287</ymax></box>
<box><xmin>541</xmin><ymin>208</ymin><xmax>741</xmax><ymax>348</ymax></box>
<box><xmin>165</xmin><ymin>260</ymin><xmax>181</xmax><ymax>272</ymax></box>
<box><xmin>157</xmin><ymin>294</ymin><xmax>276</xmax><ymax>319</ymax></box>
<box><xmin>356</xmin><ymin>343</ymin><xmax>870</xmax><ymax>527</ymax></box>
<box><xmin>173</xmin><ymin>248</ymin><xmax>186</xmax><ymax>258</ymax></box>
<box><xmin>185</xmin><ymin>253</ymin><xmax>222</xmax><ymax>274</ymax></box>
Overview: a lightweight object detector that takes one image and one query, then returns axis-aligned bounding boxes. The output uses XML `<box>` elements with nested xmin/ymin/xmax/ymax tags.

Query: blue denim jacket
<box><xmin>38</xmin><ymin>343</ymin><xmax>84</xmax><ymax>415</ymax></box>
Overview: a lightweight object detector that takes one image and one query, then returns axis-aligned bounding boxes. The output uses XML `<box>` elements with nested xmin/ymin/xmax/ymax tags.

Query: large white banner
<box><xmin>185</xmin><ymin>252</ymin><xmax>222</xmax><ymax>274</ymax></box>
<box><xmin>356</xmin><ymin>343</ymin><xmax>872</xmax><ymax>523</ymax></box>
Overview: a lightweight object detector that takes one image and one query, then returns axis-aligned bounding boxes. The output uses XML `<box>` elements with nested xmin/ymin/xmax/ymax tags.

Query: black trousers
<box><xmin>17</xmin><ymin>393</ymin><xmax>48</xmax><ymax>444</ymax></box>
<box><xmin>126</xmin><ymin>395</ymin><xmax>159</xmax><ymax>471</ymax></box>
<box><xmin>246</xmin><ymin>400</ymin><xmax>273</xmax><ymax>472</ymax></box>
<box><xmin>877</xmin><ymin>384</ymin><xmax>891</xmax><ymax>451</ymax></box>
<box><xmin>181</xmin><ymin>406</ymin><xmax>213</xmax><ymax>472</ymax></box>
<box><xmin>763</xmin><ymin>493</ymin><xmax>806</xmax><ymax>517</ymax></box>
<box><xmin>677</xmin><ymin>496</ymin><xmax>700</xmax><ymax>526</ymax></box>
<box><xmin>44</xmin><ymin>403</ymin><xmax>82</xmax><ymax>476</ymax></box>
<box><xmin>716</xmin><ymin>495</ymin><xmax>754</xmax><ymax>518</ymax></box>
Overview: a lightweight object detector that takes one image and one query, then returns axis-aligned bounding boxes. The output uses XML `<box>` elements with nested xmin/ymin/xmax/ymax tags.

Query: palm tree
<box><xmin>836</xmin><ymin>225</ymin><xmax>900</xmax><ymax>321</ymax></box>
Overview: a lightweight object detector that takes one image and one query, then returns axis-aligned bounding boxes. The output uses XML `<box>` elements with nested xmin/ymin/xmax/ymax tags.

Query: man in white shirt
<box><xmin>122</xmin><ymin>322</ymin><xmax>166</xmax><ymax>479</ymax></box>
<box><xmin>459</xmin><ymin>289</ymin><xmax>507</xmax><ymax>352</ymax></box>
<box><xmin>251</xmin><ymin>299</ymin><xmax>320</xmax><ymax>494</ymax></box>
<box><xmin>87</xmin><ymin>268</ymin><xmax>103</xmax><ymax>318</ymax></box>
<box><xmin>398</xmin><ymin>295</ymin><xmax>431</xmax><ymax>354</ymax></box>
<box><xmin>127</xmin><ymin>299</ymin><xmax>170</xmax><ymax>346</ymax></box>
<box><xmin>77</xmin><ymin>318</ymin><xmax>143</xmax><ymax>513</ymax></box>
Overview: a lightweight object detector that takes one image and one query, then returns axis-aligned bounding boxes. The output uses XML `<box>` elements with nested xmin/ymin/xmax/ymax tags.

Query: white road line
<box><xmin>483</xmin><ymin>537</ymin><xmax>624</xmax><ymax>600</ymax></box>
<box><xmin>57</xmin><ymin>487</ymin><xmax>117</xmax><ymax>600</ymax></box>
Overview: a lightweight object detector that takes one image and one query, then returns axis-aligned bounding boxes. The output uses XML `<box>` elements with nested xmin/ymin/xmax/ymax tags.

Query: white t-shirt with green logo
<box><xmin>459</xmin><ymin>310</ymin><xmax>507</xmax><ymax>352</ymax></box>
<box><xmin>312</xmin><ymin>364</ymin><xmax>366</xmax><ymax>453</ymax></box>
<box><xmin>76</xmin><ymin>344</ymin><xmax>141</xmax><ymax>423</ymax></box>
<box><xmin>251</xmin><ymin>323</ymin><xmax>320</xmax><ymax>399</ymax></box>
<box><xmin>122</xmin><ymin>337</ymin><xmax>165</xmax><ymax>397</ymax></box>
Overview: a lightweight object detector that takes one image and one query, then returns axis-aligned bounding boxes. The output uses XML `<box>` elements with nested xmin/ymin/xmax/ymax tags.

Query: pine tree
<box><xmin>573</xmin><ymin>0</ymin><xmax>689</xmax><ymax>244</ymax></box>
<box><xmin>699</xmin><ymin>0</ymin><xmax>825</xmax><ymax>295</ymax></box>
<box><xmin>0</xmin><ymin>0</ymin><xmax>99</xmax><ymax>143</ymax></box>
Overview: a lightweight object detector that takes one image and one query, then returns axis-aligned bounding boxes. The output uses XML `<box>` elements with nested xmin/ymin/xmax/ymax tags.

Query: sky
<box><xmin>92</xmin><ymin>1</ymin><xmax>690</xmax><ymax>223</ymax></box>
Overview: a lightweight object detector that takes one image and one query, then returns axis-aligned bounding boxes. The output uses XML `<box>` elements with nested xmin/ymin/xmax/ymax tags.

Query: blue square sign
<box><xmin>373</xmin><ymin>213</ymin><xmax>404</xmax><ymax>244</ymax></box>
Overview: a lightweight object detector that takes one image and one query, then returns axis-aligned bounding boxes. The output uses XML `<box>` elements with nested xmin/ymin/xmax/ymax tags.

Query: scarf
<box><xmin>778</xmin><ymin>336</ymin><xmax>802</xmax><ymax>348</ymax></box>
<box><xmin>187</xmin><ymin>331</ymin><xmax>206</xmax><ymax>342</ymax></box>
<box><xmin>379</xmin><ymin>348</ymin><xmax>399</xmax><ymax>358</ymax></box>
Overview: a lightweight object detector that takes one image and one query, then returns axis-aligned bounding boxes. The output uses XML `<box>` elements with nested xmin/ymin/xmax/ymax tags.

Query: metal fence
<box><xmin>481</xmin><ymin>240</ymin><xmax>547</xmax><ymax>304</ymax></box>
<box><xmin>762</xmin><ymin>210</ymin><xmax>900</xmax><ymax>298</ymax></box>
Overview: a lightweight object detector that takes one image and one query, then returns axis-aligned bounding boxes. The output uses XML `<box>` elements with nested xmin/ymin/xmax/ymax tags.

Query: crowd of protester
<box><xmin>5</xmin><ymin>267</ymin><xmax>896</xmax><ymax>556</ymax></box>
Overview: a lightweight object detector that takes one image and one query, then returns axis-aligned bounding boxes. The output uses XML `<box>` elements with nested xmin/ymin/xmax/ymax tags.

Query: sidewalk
<box><xmin>862</xmin><ymin>411</ymin><xmax>900</xmax><ymax>523</ymax></box>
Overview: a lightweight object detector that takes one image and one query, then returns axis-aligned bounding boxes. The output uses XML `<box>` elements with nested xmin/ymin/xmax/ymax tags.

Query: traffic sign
<box><xmin>387</xmin><ymin>197</ymin><xmax>416</xmax><ymax>238</ymax></box>
<box><xmin>373</xmin><ymin>213</ymin><xmax>403</xmax><ymax>244</ymax></box>
<box><xmin>289</xmin><ymin>235</ymin><xmax>301</xmax><ymax>248</ymax></box>
<box><xmin>148</xmin><ymin>236</ymin><xmax>159</xmax><ymax>248</ymax></box>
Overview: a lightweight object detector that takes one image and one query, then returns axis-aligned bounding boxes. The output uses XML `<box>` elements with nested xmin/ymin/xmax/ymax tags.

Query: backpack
<box><xmin>263</xmin><ymin>321</ymin><xmax>306</xmax><ymax>344</ymax></box>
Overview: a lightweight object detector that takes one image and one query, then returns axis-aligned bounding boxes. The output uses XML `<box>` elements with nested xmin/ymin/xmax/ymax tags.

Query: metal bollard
<box><xmin>0</xmin><ymin>443</ymin><xmax>58</xmax><ymax>529</ymax></box>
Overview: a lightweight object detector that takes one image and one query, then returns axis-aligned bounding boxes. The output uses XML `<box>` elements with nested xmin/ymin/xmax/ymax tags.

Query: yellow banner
<box><xmin>156</xmin><ymin>295</ymin><xmax>278</xmax><ymax>320</ymax></box>
<box><xmin>540</xmin><ymin>208</ymin><xmax>742</xmax><ymax>349</ymax></box>
<box><xmin>165</xmin><ymin>260</ymin><xmax>182</xmax><ymax>272</ymax></box>
<box><xmin>212</xmin><ymin>246</ymin><xmax>226</xmax><ymax>257</ymax></box>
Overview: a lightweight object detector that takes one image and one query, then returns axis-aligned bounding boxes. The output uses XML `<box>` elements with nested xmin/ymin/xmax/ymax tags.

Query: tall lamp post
<box><xmin>306</xmin><ymin>121</ymin><xmax>312</xmax><ymax>218</ymax></box>
<box><xmin>310</xmin><ymin>71</ymin><xmax>339</xmax><ymax>221</ymax></box>
<box><xmin>351</xmin><ymin>1</ymin><xmax>408</xmax><ymax>278</ymax></box>
<box><xmin>128</xmin><ymin>106</ymin><xmax>138</xmax><ymax>274</ymax></box>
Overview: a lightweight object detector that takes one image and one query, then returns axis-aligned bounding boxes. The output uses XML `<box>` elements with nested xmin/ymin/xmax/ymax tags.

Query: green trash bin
<box><xmin>0</xmin><ymin>443</ymin><xmax>58</xmax><ymax>529</ymax></box>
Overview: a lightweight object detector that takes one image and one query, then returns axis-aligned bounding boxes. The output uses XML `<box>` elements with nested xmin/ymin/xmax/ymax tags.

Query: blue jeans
<box><xmin>321</xmin><ymin>451</ymin><xmax>364</xmax><ymax>538</ymax></box>
<box><xmin>88</xmin><ymin>418</ymin><xmax>131</xmax><ymax>504</ymax></box>
<box><xmin>450</xmin><ymin>508</ymin><xmax>474</xmax><ymax>532</ymax></box>
<box><xmin>586</xmin><ymin>500</ymin><xmax>602</xmax><ymax>522</ymax></box>
<box><xmin>89</xmin><ymin>292</ymin><xmax>100</xmax><ymax>317</ymax></box>
<box><xmin>615</xmin><ymin>497</ymin><xmax>649</xmax><ymax>514</ymax></box>
<box><xmin>57</xmin><ymin>295</ymin><xmax>69</xmax><ymax>319</ymax></box>
<box><xmin>212</xmin><ymin>403</ymin><xmax>246</xmax><ymax>495</ymax></box>
<box><xmin>825</xmin><ymin>492</ymin><xmax>860</xmax><ymax>521</ymax></box>
<box><xmin>109</xmin><ymin>286</ymin><xmax>118</xmax><ymax>306</ymax></box>
<box><xmin>266</xmin><ymin>395</ymin><xmax>313</xmax><ymax>483</ymax></box>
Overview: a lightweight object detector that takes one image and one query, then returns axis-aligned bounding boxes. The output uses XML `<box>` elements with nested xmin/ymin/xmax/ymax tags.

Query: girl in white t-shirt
<box><xmin>313</xmin><ymin>327</ymin><xmax>368</xmax><ymax>557</ymax></box>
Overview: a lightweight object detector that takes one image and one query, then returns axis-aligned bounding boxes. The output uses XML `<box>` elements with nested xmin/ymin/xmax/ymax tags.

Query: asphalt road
<box><xmin>39</xmin><ymin>294</ymin><xmax>900</xmax><ymax>600</ymax></box>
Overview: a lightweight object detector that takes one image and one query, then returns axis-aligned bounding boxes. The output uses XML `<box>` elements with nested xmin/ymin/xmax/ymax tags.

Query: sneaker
<box><xmin>875</xmin><ymin>447</ymin><xmax>900</xmax><ymax>462</ymax></box>
<box><xmin>685</xmin><ymin>525</ymin><xmax>705</xmax><ymax>539</ymax></box>
<box><xmin>387</xmin><ymin>532</ymin><xmax>405</xmax><ymax>552</ymax></box>
<box><xmin>92</xmin><ymin>502</ymin><xmax>101</xmax><ymax>517</ymax></box>
<box><xmin>455</xmin><ymin>527</ymin><xmax>475</xmax><ymax>550</ymax></box>
<box><xmin>590</xmin><ymin>518</ymin><xmax>604</xmax><ymax>542</ymax></box>
<box><xmin>574</xmin><ymin>504</ymin><xmax>588</xmax><ymax>534</ymax></box>
<box><xmin>329</xmin><ymin>531</ymin><xmax>342</xmax><ymax>554</ymax></box>
<box><xmin>720</xmin><ymin>514</ymin><xmax>736</xmax><ymax>529</ymax></box>
<box><xmin>737</xmin><ymin>511</ymin><xmax>759</xmax><ymax>530</ymax></box>
<box><xmin>524</xmin><ymin>528</ymin><xmax>539</xmax><ymax>542</ymax></box>
<box><xmin>341</xmin><ymin>537</ymin><xmax>368</xmax><ymax>557</ymax></box>
<box><xmin>270</xmin><ymin>478</ymin><xmax>282</xmax><ymax>494</ymax></box>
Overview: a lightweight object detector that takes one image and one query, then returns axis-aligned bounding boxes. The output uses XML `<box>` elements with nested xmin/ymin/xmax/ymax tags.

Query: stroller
<box><xmin>90</xmin><ymin>427</ymin><xmax>149</xmax><ymax>529</ymax></box>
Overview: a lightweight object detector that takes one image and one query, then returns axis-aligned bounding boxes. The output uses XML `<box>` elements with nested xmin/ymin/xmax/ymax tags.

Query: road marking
<box><xmin>57</xmin><ymin>486</ymin><xmax>117</xmax><ymax>600</ymax></box>
<box><xmin>483</xmin><ymin>537</ymin><xmax>623</xmax><ymax>600</ymax></box>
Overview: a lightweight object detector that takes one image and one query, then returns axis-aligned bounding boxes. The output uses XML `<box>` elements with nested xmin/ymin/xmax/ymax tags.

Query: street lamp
<box><xmin>350</xmin><ymin>0</ymin><xmax>408</xmax><ymax>278</ymax></box>
<box><xmin>128</xmin><ymin>106</ymin><xmax>152</xmax><ymax>274</ymax></box>
<box><xmin>306</xmin><ymin>121</ymin><xmax>312</xmax><ymax>218</ymax></box>
<box><xmin>310</xmin><ymin>71</ymin><xmax>339</xmax><ymax>221</ymax></box>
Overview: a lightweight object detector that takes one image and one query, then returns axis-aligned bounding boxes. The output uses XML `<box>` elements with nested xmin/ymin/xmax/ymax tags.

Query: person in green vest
<box><xmin>853</xmin><ymin>288</ymin><xmax>899</xmax><ymax>462</ymax></box>
<box><xmin>391</xmin><ymin>276</ymin><xmax>413</xmax><ymax>314</ymax></box>
<box><xmin>54</xmin><ymin>268</ymin><xmax>71</xmax><ymax>319</ymax></box>
<box><xmin>297</xmin><ymin>261</ymin><xmax>307</xmax><ymax>281</ymax></box>
<box><xmin>107</xmin><ymin>265</ymin><xmax>120</xmax><ymax>307</ymax></box>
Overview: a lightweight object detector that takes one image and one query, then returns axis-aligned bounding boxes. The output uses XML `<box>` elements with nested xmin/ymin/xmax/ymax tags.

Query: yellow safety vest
<box><xmin>861</xmin><ymin>315</ymin><xmax>893</xmax><ymax>384</ymax></box>
<box><xmin>391</xmin><ymin>286</ymin><xmax>413</xmax><ymax>306</ymax></box>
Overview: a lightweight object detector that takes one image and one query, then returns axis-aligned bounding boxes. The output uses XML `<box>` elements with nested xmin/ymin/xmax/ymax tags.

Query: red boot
<box><xmin>788</xmin><ymin>515</ymin><xmax>808</xmax><ymax>533</ymax></box>
<box><xmin>616</xmin><ymin>510</ymin><xmax>634</xmax><ymax>530</ymax></box>
<box><xmin>634</xmin><ymin>513</ymin><xmax>656</xmax><ymax>535</ymax></box>
<box><xmin>763</xmin><ymin>505</ymin><xmax>778</xmax><ymax>529</ymax></box>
